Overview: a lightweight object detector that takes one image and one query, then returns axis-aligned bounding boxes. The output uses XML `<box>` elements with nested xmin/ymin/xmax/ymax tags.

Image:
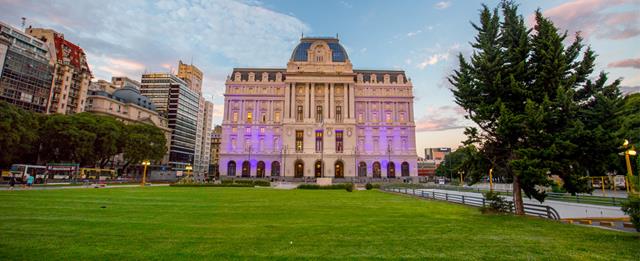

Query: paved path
<box><xmin>0</xmin><ymin>184</ymin><xmax>170</xmax><ymax>191</ymax></box>
<box><xmin>413</xmin><ymin>188</ymin><xmax>626</xmax><ymax>219</ymax></box>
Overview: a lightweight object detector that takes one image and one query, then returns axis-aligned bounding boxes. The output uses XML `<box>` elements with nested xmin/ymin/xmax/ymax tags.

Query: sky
<box><xmin>1</xmin><ymin>0</ymin><xmax>639</xmax><ymax>157</ymax></box>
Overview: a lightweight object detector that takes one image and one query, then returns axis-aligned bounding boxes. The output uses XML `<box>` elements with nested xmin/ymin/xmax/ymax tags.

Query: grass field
<box><xmin>0</xmin><ymin>187</ymin><xmax>637</xmax><ymax>260</ymax></box>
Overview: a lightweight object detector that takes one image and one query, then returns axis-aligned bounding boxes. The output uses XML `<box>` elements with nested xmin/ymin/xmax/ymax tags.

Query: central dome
<box><xmin>290</xmin><ymin>37</ymin><xmax>349</xmax><ymax>63</ymax></box>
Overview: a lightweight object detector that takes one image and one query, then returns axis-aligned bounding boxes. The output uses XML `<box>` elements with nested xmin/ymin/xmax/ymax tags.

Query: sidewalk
<box><xmin>0</xmin><ymin>184</ymin><xmax>169</xmax><ymax>191</ymax></box>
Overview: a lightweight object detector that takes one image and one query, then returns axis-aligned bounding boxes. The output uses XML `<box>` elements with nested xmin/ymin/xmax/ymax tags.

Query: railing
<box><xmin>383</xmin><ymin>187</ymin><xmax>561</xmax><ymax>220</ymax></box>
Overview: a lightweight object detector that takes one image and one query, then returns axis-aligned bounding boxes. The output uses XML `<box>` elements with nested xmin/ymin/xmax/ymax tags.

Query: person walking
<box><xmin>26</xmin><ymin>174</ymin><xmax>34</xmax><ymax>189</ymax></box>
<box><xmin>9</xmin><ymin>174</ymin><xmax>16</xmax><ymax>190</ymax></box>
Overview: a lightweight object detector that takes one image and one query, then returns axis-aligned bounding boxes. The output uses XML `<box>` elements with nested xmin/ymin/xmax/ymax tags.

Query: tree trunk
<box><xmin>512</xmin><ymin>174</ymin><xmax>525</xmax><ymax>215</ymax></box>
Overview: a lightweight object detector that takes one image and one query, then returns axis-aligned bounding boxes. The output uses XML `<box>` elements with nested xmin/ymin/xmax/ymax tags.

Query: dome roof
<box><xmin>112</xmin><ymin>85</ymin><xmax>157</xmax><ymax>111</ymax></box>
<box><xmin>290</xmin><ymin>37</ymin><xmax>349</xmax><ymax>62</ymax></box>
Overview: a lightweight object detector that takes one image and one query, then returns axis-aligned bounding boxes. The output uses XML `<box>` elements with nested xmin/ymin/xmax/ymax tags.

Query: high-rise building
<box><xmin>197</xmin><ymin>101</ymin><xmax>214</xmax><ymax>178</ymax></box>
<box><xmin>27</xmin><ymin>27</ymin><xmax>91</xmax><ymax>114</ymax></box>
<box><xmin>209</xmin><ymin>125</ymin><xmax>222</xmax><ymax>177</ymax></box>
<box><xmin>0</xmin><ymin>22</ymin><xmax>53</xmax><ymax>113</ymax></box>
<box><xmin>177</xmin><ymin>60</ymin><xmax>202</xmax><ymax>94</ymax></box>
<box><xmin>220</xmin><ymin>37</ymin><xmax>418</xmax><ymax>179</ymax></box>
<box><xmin>424</xmin><ymin>147</ymin><xmax>451</xmax><ymax>161</ymax></box>
<box><xmin>140</xmin><ymin>73</ymin><xmax>199</xmax><ymax>170</ymax></box>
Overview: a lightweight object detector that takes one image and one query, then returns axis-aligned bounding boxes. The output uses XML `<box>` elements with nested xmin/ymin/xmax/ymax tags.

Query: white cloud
<box><xmin>417</xmin><ymin>53</ymin><xmax>449</xmax><ymax>69</ymax></box>
<box><xmin>435</xmin><ymin>1</ymin><xmax>451</xmax><ymax>10</ymax></box>
<box><xmin>407</xmin><ymin>30</ymin><xmax>422</xmax><ymax>37</ymax></box>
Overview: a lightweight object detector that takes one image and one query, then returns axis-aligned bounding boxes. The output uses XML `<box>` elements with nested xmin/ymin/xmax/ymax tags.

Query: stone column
<box><xmin>349</xmin><ymin>84</ymin><xmax>355</xmax><ymax>119</ymax></box>
<box><xmin>342</xmin><ymin>84</ymin><xmax>347</xmax><ymax>121</ymax></box>
<box><xmin>303</xmin><ymin>83</ymin><xmax>309</xmax><ymax>121</ymax></box>
<box><xmin>324</xmin><ymin>84</ymin><xmax>329</xmax><ymax>120</ymax></box>
<box><xmin>284</xmin><ymin>83</ymin><xmax>290</xmax><ymax>119</ymax></box>
<box><xmin>240</xmin><ymin>100</ymin><xmax>245</xmax><ymax>124</ymax></box>
<box><xmin>329</xmin><ymin>83</ymin><xmax>335</xmax><ymax>119</ymax></box>
<box><xmin>409</xmin><ymin>102</ymin><xmax>414</xmax><ymax>122</ymax></box>
<box><xmin>310</xmin><ymin>83</ymin><xmax>315</xmax><ymax>121</ymax></box>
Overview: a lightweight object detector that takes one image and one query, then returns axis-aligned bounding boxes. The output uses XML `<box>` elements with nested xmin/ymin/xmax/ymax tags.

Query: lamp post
<box><xmin>623</xmin><ymin>139</ymin><xmax>637</xmax><ymax>193</ymax></box>
<box><xmin>186</xmin><ymin>164</ymin><xmax>193</xmax><ymax>178</ymax></box>
<box><xmin>141</xmin><ymin>160</ymin><xmax>150</xmax><ymax>187</ymax></box>
<box><xmin>489</xmin><ymin>167</ymin><xmax>494</xmax><ymax>192</ymax></box>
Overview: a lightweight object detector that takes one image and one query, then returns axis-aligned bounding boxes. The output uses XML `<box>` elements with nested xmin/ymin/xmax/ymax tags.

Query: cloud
<box><xmin>407</xmin><ymin>30</ymin><xmax>422</xmax><ymax>37</ymax></box>
<box><xmin>621</xmin><ymin>86</ymin><xmax>640</xmax><ymax>95</ymax></box>
<box><xmin>339</xmin><ymin>1</ymin><xmax>353</xmax><ymax>8</ymax></box>
<box><xmin>541</xmin><ymin>0</ymin><xmax>640</xmax><ymax>40</ymax></box>
<box><xmin>434</xmin><ymin>1</ymin><xmax>451</xmax><ymax>10</ymax></box>
<box><xmin>415</xmin><ymin>105</ymin><xmax>468</xmax><ymax>132</ymax></box>
<box><xmin>608</xmin><ymin>58</ymin><xmax>640</xmax><ymax>69</ymax></box>
<box><xmin>415</xmin><ymin>43</ymin><xmax>460</xmax><ymax>70</ymax></box>
<box><xmin>0</xmin><ymin>0</ymin><xmax>310</xmax><ymax>108</ymax></box>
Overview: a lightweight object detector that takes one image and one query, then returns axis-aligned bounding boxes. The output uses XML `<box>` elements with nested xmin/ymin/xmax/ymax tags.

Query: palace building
<box><xmin>220</xmin><ymin>37</ymin><xmax>417</xmax><ymax>179</ymax></box>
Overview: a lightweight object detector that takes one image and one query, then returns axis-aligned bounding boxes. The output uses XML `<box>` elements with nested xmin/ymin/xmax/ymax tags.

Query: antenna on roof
<box><xmin>301</xmin><ymin>32</ymin><xmax>304</xmax><ymax>39</ymax></box>
<box><xmin>336</xmin><ymin>33</ymin><xmax>339</xmax><ymax>39</ymax></box>
<box><xmin>21</xmin><ymin>17</ymin><xmax>26</xmax><ymax>30</ymax></box>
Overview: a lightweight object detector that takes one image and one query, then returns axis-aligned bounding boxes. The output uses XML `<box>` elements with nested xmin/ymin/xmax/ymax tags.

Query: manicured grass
<box><xmin>0</xmin><ymin>187</ymin><xmax>637</xmax><ymax>260</ymax></box>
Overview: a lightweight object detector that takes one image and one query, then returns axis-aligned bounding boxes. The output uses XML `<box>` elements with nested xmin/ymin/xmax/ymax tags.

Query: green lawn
<box><xmin>0</xmin><ymin>187</ymin><xmax>637</xmax><ymax>260</ymax></box>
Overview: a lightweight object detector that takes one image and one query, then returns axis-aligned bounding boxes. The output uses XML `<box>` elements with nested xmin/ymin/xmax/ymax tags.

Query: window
<box><xmin>316</xmin><ymin>106</ymin><xmax>323</xmax><ymax>123</ymax></box>
<box><xmin>231</xmin><ymin>137</ymin><xmax>237</xmax><ymax>150</ymax></box>
<box><xmin>373</xmin><ymin>137</ymin><xmax>379</xmax><ymax>152</ymax></box>
<box><xmin>399</xmin><ymin>112</ymin><xmax>405</xmax><ymax>122</ymax></box>
<box><xmin>372</xmin><ymin>112</ymin><xmax>378</xmax><ymax>122</ymax></box>
<box><xmin>315</xmin><ymin>130</ymin><xmax>323</xmax><ymax>152</ymax></box>
<box><xmin>245</xmin><ymin>127</ymin><xmax>251</xmax><ymax>134</ymax></box>
<box><xmin>227</xmin><ymin>161</ymin><xmax>236</xmax><ymax>176</ymax></box>
<box><xmin>273</xmin><ymin>137</ymin><xmax>280</xmax><ymax>151</ymax></box>
<box><xmin>260</xmin><ymin>127</ymin><xmax>265</xmax><ymax>134</ymax></box>
<box><xmin>402</xmin><ymin>138</ymin><xmax>407</xmax><ymax>152</ymax></box>
<box><xmin>274</xmin><ymin>111</ymin><xmax>281</xmax><ymax>122</ymax></box>
<box><xmin>358</xmin><ymin>112</ymin><xmax>363</xmax><ymax>123</ymax></box>
<box><xmin>385</xmin><ymin>111</ymin><xmax>392</xmax><ymax>123</ymax></box>
<box><xmin>335</xmin><ymin>130</ymin><xmax>343</xmax><ymax>153</ymax></box>
<box><xmin>232</xmin><ymin>111</ymin><xmax>238</xmax><ymax>123</ymax></box>
<box><xmin>247</xmin><ymin>111</ymin><xmax>252</xmax><ymax>123</ymax></box>
<box><xmin>295</xmin><ymin>130</ymin><xmax>304</xmax><ymax>152</ymax></box>
<box><xmin>296</xmin><ymin>105</ymin><xmax>303</xmax><ymax>121</ymax></box>
<box><xmin>387</xmin><ymin>138</ymin><xmax>393</xmax><ymax>153</ymax></box>
<box><xmin>262</xmin><ymin>113</ymin><xmax>266</xmax><ymax>123</ymax></box>
<box><xmin>245</xmin><ymin>139</ymin><xmax>251</xmax><ymax>152</ymax></box>
<box><xmin>259</xmin><ymin>138</ymin><xmax>264</xmax><ymax>152</ymax></box>
<box><xmin>336</xmin><ymin>106</ymin><xmax>342</xmax><ymax>122</ymax></box>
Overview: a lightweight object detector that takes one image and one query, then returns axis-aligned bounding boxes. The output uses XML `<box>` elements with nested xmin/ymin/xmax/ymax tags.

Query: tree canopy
<box><xmin>449</xmin><ymin>1</ymin><xmax>624</xmax><ymax>214</ymax></box>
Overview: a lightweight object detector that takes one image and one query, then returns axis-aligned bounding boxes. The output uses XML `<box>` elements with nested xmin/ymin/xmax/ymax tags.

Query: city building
<box><xmin>219</xmin><ymin>37</ymin><xmax>418</xmax><ymax>179</ymax></box>
<box><xmin>27</xmin><ymin>27</ymin><xmax>91</xmax><ymax>114</ymax></box>
<box><xmin>209</xmin><ymin>125</ymin><xmax>222</xmax><ymax>177</ymax></box>
<box><xmin>85</xmin><ymin>79</ymin><xmax>172</xmax><ymax>165</ymax></box>
<box><xmin>140</xmin><ymin>73</ymin><xmax>199</xmax><ymax>170</ymax></box>
<box><xmin>112</xmin><ymin>76</ymin><xmax>140</xmax><ymax>90</ymax></box>
<box><xmin>417</xmin><ymin>157</ymin><xmax>437</xmax><ymax>177</ymax></box>
<box><xmin>425</xmin><ymin>147</ymin><xmax>451</xmax><ymax>162</ymax></box>
<box><xmin>197</xmin><ymin>100</ymin><xmax>214</xmax><ymax>178</ymax></box>
<box><xmin>0</xmin><ymin>21</ymin><xmax>53</xmax><ymax>113</ymax></box>
<box><xmin>177</xmin><ymin>60</ymin><xmax>202</xmax><ymax>94</ymax></box>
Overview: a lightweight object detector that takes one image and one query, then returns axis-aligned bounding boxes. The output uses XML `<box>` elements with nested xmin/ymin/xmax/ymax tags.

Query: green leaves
<box><xmin>449</xmin><ymin>1</ymin><xmax>625</xmax><ymax>205</ymax></box>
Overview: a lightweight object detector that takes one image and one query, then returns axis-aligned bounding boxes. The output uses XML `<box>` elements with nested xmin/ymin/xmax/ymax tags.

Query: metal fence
<box><xmin>383</xmin><ymin>187</ymin><xmax>561</xmax><ymax>220</ymax></box>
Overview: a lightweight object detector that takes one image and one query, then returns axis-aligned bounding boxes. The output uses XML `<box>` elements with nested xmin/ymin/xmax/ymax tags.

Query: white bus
<box><xmin>8</xmin><ymin>164</ymin><xmax>47</xmax><ymax>182</ymax></box>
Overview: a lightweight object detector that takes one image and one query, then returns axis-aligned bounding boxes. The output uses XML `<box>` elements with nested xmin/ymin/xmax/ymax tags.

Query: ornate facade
<box><xmin>220</xmin><ymin>37</ymin><xmax>417</xmax><ymax>179</ymax></box>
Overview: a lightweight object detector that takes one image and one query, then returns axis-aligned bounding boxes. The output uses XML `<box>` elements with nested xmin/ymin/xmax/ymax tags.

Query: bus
<box><xmin>79</xmin><ymin>168</ymin><xmax>116</xmax><ymax>181</ymax></box>
<box><xmin>6</xmin><ymin>164</ymin><xmax>47</xmax><ymax>183</ymax></box>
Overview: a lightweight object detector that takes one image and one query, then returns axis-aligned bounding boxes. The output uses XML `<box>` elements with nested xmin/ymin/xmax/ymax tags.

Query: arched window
<box><xmin>401</xmin><ymin>162</ymin><xmax>410</xmax><ymax>177</ymax></box>
<box><xmin>294</xmin><ymin>160</ymin><xmax>304</xmax><ymax>178</ymax></box>
<box><xmin>271</xmin><ymin>161</ymin><xmax>280</xmax><ymax>176</ymax></box>
<box><xmin>227</xmin><ymin>161</ymin><xmax>236</xmax><ymax>176</ymax></box>
<box><xmin>335</xmin><ymin>160</ymin><xmax>344</xmax><ymax>178</ymax></box>
<box><xmin>358</xmin><ymin>162</ymin><xmax>367</xmax><ymax>177</ymax></box>
<box><xmin>256</xmin><ymin>161</ymin><xmax>265</xmax><ymax>178</ymax></box>
<box><xmin>387</xmin><ymin>162</ymin><xmax>396</xmax><ymax>178</ymax></box>
<box><xmin>315</xmin><ymin>160</ymin><xmax>323</xmax><ymax>177</ymax></box>
<box><xmin>373</xmin><ymin>162</ymin><xmax>381</xmax><ymax>178</ymax></box>
<box><xmin>242</xmin><ymin>161</ymin><xmax>250</xmax><ymax>177</ymax></box>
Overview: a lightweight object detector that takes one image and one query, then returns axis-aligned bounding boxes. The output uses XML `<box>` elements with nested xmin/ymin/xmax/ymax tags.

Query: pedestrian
<box><xmin>26</xmin><ymin>174</ymin><xmax>34</xmax><ymax>189</ymax></box>
<box><xmin>9</xmin><ymin>174</ymin><xmax>16</xmax><ymax>190</ymax></box>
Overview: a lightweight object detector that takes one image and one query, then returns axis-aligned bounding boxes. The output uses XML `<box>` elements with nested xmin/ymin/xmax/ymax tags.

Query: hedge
<box><xmin>297</xmin><ymin>183</ymin><xmax>353</xmax><ymax>190</ymax></box>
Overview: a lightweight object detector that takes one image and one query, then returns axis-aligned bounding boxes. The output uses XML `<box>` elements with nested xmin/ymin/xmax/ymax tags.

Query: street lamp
<box><xmin>141</xmin><ymin>160</ymin><xmax>150</xmax><ymax>187</ymax></box>
<box><xmin>186</xmin><ymin>164</ymin><xmax>193</xmax><ymax>177</ymax></box>
<box><xmin>622</xmin><ymin>139</ymin><xmax>637</xmax><ymax>193</ymax></box>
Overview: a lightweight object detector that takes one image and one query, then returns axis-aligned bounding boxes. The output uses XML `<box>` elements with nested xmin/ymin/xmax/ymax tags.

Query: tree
<box><xmin>75</xmin><ymin>113</ymin><xmax>125</xmax><ymax>168</ymax></box>
<box><xmin>39</xmin><ymin>114</ymin><xmax>97</xmax><ymax>164</ymax></box>
<box><xmin>435</xmin><ymin>146</ymin><xmax>489</xmax><ymax>182</ymax></box>
<box><xmin>0</xmin><ymin>101</ymin><xmax>40</xmax><ymax>168</ymax></box>
<box><xmin>450</xmin><ymin>2</ymin><xmax>623</xmax><ymax>214</ymax></box>
<box><xmin>120</xmin><ymin>123</ymin><xmax>167</xmax><ymax>174</ymax></box>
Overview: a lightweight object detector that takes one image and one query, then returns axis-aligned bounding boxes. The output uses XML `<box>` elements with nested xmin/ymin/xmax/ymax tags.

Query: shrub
<box><xmin>365</xmin><ymin>183</ymin><xmax>373</xmax><ymax>190</ymax></box>
<box><xmin>297</xmin><ymin>183</ymin><xmax>353</xmax><ymax>190</ymax></box>
<box><xmin>169</xmin><ymin>184</ymin><xmax>253</xmax><ymax>187</ymax></box>
<box><xmin>550</xmin><ymin>181</ymin><xmax>566</xmax><ymax>193</ymax></box>
<box><xmin>480</xmin><ymin>191</ymin><xmax>513</xmax><ymax>214</ymax></box>
<box><xmin>345</xmin><ymin>183</ymin><xmax>354</xmax><ymax>192</ymax></box>
<box><xmin>253</xmin><ymin>180</ymin><xmax>271</xmax><ymax>187</ymax></box>
<box><xmin>235</xmin><ymin>180</ymin><xmax>254</xmax><ymax>185</ymax></box>
<box><xmin>221</xmin><ymin>179</ymin><xmax>234</xmax><ymax>185</ymax></box>
<box><xmin>621</xmin><ymin>195</ymin><xmax>640</xmax><ymax>232</ymax></box>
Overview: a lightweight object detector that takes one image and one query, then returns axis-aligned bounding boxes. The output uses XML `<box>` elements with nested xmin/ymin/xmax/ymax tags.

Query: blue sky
<box><xmin>1</xmin><ymin>0</ymin><xmax>639</xmax><ymax>157</ymax></box>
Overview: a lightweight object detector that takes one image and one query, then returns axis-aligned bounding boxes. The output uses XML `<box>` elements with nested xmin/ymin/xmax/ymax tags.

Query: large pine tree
<box><xmin>450</xmin><ymin>1</ymin><xmax>623</xmax><ymax>214</ymax></box>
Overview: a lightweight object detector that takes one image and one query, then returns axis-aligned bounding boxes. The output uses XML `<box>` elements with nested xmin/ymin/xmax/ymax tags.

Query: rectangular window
<box><xmin>316</xmin><ymin>106</ymin><xmax>323</xmax><ymax>123</ymax></box>
<box><xmin>261</xmin><ymin>113</ymin><xmax>266</xmax><ymax>123</ymax></box>
<box><xmin>245</xmin><ymin>127</ymin><xmax>251</xmax><ymax>134</ymax></box>
<box><xmin>399</xmin><ymin>112</ymin><xmax>405</xmax><ymax>122</ymax></box>
<box><xmin>295</xmin><ymin>130</ymin><xmax>304</xmax><ymax>152</ymax></box>
<box><xmin>336</xmin><ymin>106</ymin><xmax>342</xmax><ymax>123</ymax></box>
<box><xmin>232</xmin><ymin>111</ymin><xmax>238</xmax><ymax>123</ymax></box>
<box><xmin>315</xmin><ymin>130</ymin><xmax>323</xmax><ymax>152</ymax></box>
<box><xmin>335</xmin><ymin>130</ymin><xmax>343</xmax><ymax>153</ymax></box>
<box><xmin>372</xmin><ymin>112</ymin><xmax>378</xmax><ymax>123</ymax></box>
<box><xmin>274</xmin><ymin>111</ymin><xmax>281</xmax><ymax>122</ymax></box>
<box><xmin>247</xmin><ymin>111</ymin><xmax>252</xmax><ymax>123</ymax></box>
<box><xmin>358</xmin><ymin>112</ymin><xmax>363</xmax><ymax>123</ymax></box>
<box><xmin>385</xmin><ymin>111</ymin><xmax>392</xmax><ymax>123</ymax></box>
<box><xmin>260</xmin><ymin>127</ymin><xmax>265</xmax><ymax>134</ymax></box>
<box><xmin>296</xmin><ymin>105</ymin><xmax>303</xmax><ymax>122</ymax></box>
